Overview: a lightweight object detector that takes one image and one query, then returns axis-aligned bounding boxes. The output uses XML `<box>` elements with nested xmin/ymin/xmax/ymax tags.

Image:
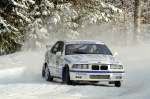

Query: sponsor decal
<box><xmin>72</xmin><ymin>56</ymin><xmax>82</xmax><ymax>60</ymax></box>
<box><xmin>78</xmin><ymin>54</ymin><xmax>84</xmax><ymax>57</ymax></box>
<box><xmin>56</xmin><ymin>55</ymin><xmax>61</xmax><ymax>67</ymax></box>
<box><xmin>109</xmin><ymin>61</ymin><xmax>119</xmax><ymax>64</ymax></box>
<box><xmin>49</xmin><ymin>66</ymin><xmax>55</xmax><ymax>68</ymax></box>
<box><xmin>110</xmin><ymin>56</ymin><xmax>115</xmax><ymax>61</ymax></box>
<box><xmin>76</xmin><ymin>61</ymin><xmax>88</xmax><ymax>64</ymax></box>
<box><xmin>113</xmin><ymin>73</ymin><xmax>122</xmax><ymax>76</ymax></box>
<box><xmin>75</xmin><ymin>41</ymin><xmax>96</xmax><ymax>44</ymax></box>
<box><xmin>56</xmin><ymin>60</ymin><xmax>59</xmax><ymax>67</ymax></box>
<box><xmin>75</xmin><ymin>76</ymin><xmax>82</xmax><ymax>78</ymax></box>
<box><xmin>66</xmin><ymin>42</ymin><xmax>76</xmax><ymax>44</ymax></box>
<box><xmin>86</xmin><ymin>55</ymin><xmax>103</xmax><ymax>59</ymax></box>
<box><xmin>76</xmin><ymin>73</ymin><xmax>87</xmax><ymax>75</ymax></box>
<box><xmin>64</xmin><ymin>58</ymin><xmax>71</xmax><ymax>64</ymax></box>
<box><xmin>66</xmin><ymin>41</ymin><xmax>103</xmax><ymax>44</ymax></box>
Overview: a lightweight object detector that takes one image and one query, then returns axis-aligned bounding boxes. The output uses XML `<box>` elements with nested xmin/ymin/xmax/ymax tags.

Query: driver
<box><xmin>67</xmin><ymin>45</ymin><xmax>75</xmax><ymax>54</ymax></box>
<box><xmin>85</xmin><ymin>44</ymin><xmax>95</xmax><ymax>53</ymax></box>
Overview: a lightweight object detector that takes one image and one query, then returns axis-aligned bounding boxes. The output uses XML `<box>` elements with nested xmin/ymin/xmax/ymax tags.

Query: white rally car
<box><xmin>42</xmin><ymin>40</ymin><xmax>125</xmax><ymax>87</ymax></box>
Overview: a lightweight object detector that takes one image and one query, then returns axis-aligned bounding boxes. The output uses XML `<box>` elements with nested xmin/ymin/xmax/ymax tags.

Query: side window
<box><xmin>57</xmin><ymin>41</ymin><xmax>64</xmax><ymax>52</ymax></box>
<box><xmin>51</xmin><ymin>41</ymin><xmax>64</xmax><ymax>54</ymax></box>
<box><xmin>51</xmin><ymin>42</ymin><xmax>60</xmax><ymax>54</ymax></box>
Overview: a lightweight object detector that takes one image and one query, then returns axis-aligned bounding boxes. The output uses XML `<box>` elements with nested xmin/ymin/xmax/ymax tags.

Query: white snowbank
<box><xmin>0</xmin><ymin>43</ymin><xmax>150</xmax><ymax>99</ymax></box>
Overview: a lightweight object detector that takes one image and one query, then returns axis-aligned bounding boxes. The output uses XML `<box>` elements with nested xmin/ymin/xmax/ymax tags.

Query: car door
<box><xmin>55</xmin><ymin>41</ymin><xmax>64</xmax><ymax>77</ymax></box>
<box><xmin>49</xmin><ymin>41</ymin><xmax>64</xmax><ymax>76</ymax></box>
<box><xmin>49</xmin><ymin>41</ymin><xmax>60</xmax><ymax>76</ymax></box>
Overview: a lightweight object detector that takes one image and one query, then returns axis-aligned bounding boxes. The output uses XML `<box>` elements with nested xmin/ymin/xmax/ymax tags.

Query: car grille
<box><xmin>91</xmin><ymin>65</ymin><xmax>108</xmax><ymax>70</ymax></box>
<box><xmin>92</xmin><ymin>65</ymin><xmax>99</xmax><ymax>70</ymax></box>
<box><xmin>100</xmin><ymin>66</ymin><xmax>108</xmax><ymax>70</ymax></box>
<box><xmin>90</xmin><ymin>75</ymin><xmax>110</xmax><ymax>79</ymax></box>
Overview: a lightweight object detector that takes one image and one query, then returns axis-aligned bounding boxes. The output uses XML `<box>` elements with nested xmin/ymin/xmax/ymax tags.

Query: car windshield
<box><xmin>65</xmin><ymin>44</ymin><xmax>112</xmax><ymax>55</ymax></box>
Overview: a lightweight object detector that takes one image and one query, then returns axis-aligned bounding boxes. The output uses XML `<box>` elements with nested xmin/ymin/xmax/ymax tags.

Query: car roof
<box><xmin>60</xmin><ymin>39</ymin><xmax>105</xmax><ymax>44</ymax></box>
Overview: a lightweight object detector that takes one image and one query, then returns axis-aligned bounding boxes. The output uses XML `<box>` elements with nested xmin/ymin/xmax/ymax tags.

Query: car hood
<box><xmin>65</xmin><ymin>54</ymin><xmax>121</xmax><ymax>65</ymax></box>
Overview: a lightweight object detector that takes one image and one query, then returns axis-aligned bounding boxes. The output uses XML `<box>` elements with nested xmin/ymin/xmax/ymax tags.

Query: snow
<box><xmin>16</xmin><ymin>11</ymin><xmax>31</xmax><ymax>22</ymax></box>
<box><xmin>26</xmin><ymin>0</ymin><xmax>35</xmax><ymax>4</ymax></box>
<box><xmin>63</xmin><ymin>22</ymin><xmax>78</xmax><ymax>28</ymax></box>
<box><xmin>11</xmin><ymin>0</ymin><xmax>27</xmax><ymax>8</ymax></box>
<box><xmin>0</xmin><ymin>43</ymin><xmax>150</xmax><ymax>99</ymax></box>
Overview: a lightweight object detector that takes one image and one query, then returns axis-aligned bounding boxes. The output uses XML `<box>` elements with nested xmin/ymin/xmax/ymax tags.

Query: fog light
<box><xmin>112</xmin><ymin>76</ymin><xmax>122</xmax><ymax>79</ymax></box>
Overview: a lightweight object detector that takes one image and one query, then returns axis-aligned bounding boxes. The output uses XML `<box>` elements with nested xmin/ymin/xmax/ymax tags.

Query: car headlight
<box><xmin>72</xmin><ymin>64</ymin><xmax>88</xmax><ymax>69</ymax></box>
<box><xmin>110</xmin><ymin>65</ymin><xmax>123</xmax><ymax>69</ymax></box>
<box><xmin>77</xmin><ymin>64</ymin><xmax>82</xmax><ymax>69</ymax></box>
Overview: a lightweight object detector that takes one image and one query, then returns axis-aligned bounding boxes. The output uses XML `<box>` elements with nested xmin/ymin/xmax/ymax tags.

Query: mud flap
<box><xmin>42</xmin><ymin>67</ymin><xmax>45</xmax><ymax>77</ymax></box>
<box><xmin>62</xmin><ymin>67</ymin><xmax>66</xmax><ymax>81</ymax></box>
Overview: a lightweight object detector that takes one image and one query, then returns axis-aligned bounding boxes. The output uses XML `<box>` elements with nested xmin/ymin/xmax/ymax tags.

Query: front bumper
<box><xmin>69</xmin><ymin>70</ymin><xmax>125</xmax><ymax>82</ymax></box>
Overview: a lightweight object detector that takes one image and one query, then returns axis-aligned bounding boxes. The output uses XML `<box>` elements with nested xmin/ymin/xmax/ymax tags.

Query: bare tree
<box><xmin>134</xmin><ymin>0</ymin><xmax>142</xmax><ymax>44</ymax></box>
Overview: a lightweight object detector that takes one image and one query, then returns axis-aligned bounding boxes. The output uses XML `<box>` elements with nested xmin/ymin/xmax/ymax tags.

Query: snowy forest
<box><xmin>0</xmin><ymin>0</ymin><xmax>150</xmax><ymax>55</ymax></box>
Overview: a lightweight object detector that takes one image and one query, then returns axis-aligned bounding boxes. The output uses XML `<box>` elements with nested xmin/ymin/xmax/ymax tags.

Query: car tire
<box><xmin>65</xmin><ymin>66</ymin><xmax>72</xmax><ymax>85</ymax></box>
<box><xmin>72</xmin><ymin>81</ymin><xmax>76</xmax><ymax>86</ymax></box>
<box><xmin>45</xmin><ymin>66</ymin><xmax>53</xmax><ymax>81</ymax></box>
<box><xmin>115</xmin><ymin>81</ymin><xmax>121</xmax><ymax>87</ymax></box>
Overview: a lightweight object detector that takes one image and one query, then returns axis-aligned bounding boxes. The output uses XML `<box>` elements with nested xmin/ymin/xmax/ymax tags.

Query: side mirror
<box><xmin>56</xmin><ymin>51</ymin><xmax>62</xmax><ymax>56</ymax></box>
<box><xmin>113</xmin><ymin>52</ymin><xmax>118</xmax><ymax>56</ymax></box>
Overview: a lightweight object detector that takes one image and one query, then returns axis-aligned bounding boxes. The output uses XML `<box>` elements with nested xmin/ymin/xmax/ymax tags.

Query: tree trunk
<box><xmin>134</xmin><ymin>0</ymin><xmax>142</xmax><ymax>44</ymax></box>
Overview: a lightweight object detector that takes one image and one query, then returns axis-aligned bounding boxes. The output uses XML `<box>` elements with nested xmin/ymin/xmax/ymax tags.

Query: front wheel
<box><xmin>65</xmin><ymin>66</ymin><xmax>72</xmax><ymax>85</ymax></box>
<box><xmin>45</xmin><ymin>66</ymin><xmax>53</xmax><ymax>81</ymax></box>
<box><xmin>115</xmin><ymin>81</ymin><xmax>121</xmax><ymax>87</ymax></box>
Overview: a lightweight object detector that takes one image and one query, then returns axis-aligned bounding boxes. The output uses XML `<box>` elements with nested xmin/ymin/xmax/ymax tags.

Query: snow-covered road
<box><xmin>0</xmin><ymin>44</ymin><xmax>150</xmax><ymax>99</ymax></box>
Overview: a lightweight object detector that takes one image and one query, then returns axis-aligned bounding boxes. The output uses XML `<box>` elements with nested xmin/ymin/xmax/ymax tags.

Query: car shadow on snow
<box><xmin>49</xmin><ymin>79</ymin><xmax>115</xmax><ymax>87</ymax></box>
<box><xmin>71</xmin><ymin>82</ymin><xmax>115</xmax><ymax>87</ymax></box>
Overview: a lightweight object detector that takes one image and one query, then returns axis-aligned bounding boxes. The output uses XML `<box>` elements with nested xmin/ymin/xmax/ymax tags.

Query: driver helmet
<box><xmin>68</xmin><ymin>45</ymin><xmax>75</xmax><ymax>54</ymax></box>
<box><xmin>87</xmin><ymin>44</ymin><xmax>95</xmax><ymax>52</ymax></box>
